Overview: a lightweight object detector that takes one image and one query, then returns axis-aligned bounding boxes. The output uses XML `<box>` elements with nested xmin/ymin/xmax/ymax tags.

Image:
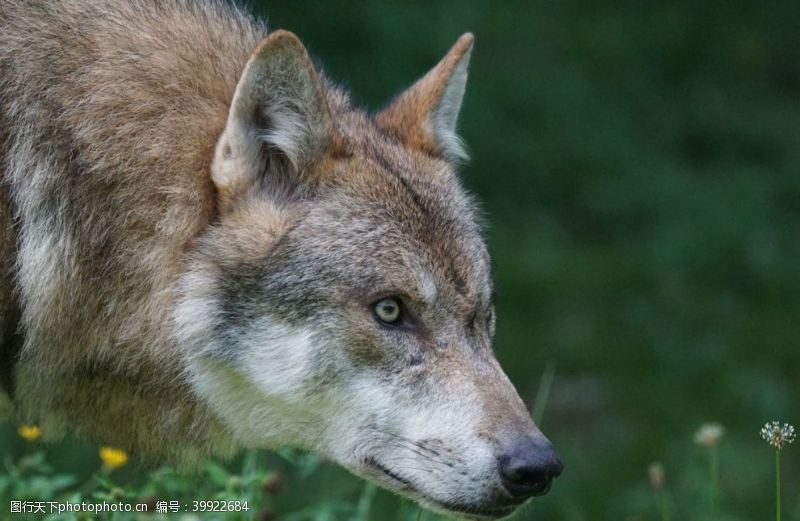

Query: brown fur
<box><xmin>0</xmin><ymin>0</ymin><xmax>481</xmax><ymax>459</ymax></box>
<box><xmin>378</xmin><ymin>33</ymin><xmax>474</xmax><ymax>161</ymax></box>
<box><xmin>0</xmin><ymin>0</ymin><xmax>262</xmax><ymax>458</ymax></box>
<box><xmin>0</xmin><ymin>6</ymin><xmax>560</xmax><ymax>514</ymax></box>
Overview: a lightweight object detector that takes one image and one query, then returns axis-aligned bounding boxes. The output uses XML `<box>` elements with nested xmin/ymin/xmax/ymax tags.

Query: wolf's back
<box><xmin>0</xmin><ymin>1</ymin><xmax>265</xmax><ymax>447</ymax></box>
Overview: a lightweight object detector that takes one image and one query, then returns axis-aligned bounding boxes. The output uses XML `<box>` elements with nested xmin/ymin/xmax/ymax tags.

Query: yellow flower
<box><xmin>99</xmin><ymin>447</ymin><xmax>128</xmax><ymax>470</ymax></box>
<box><xmin>18</xmin><ymin>425</ymin><xmax>42</xmax><ymax>441</ymax></box>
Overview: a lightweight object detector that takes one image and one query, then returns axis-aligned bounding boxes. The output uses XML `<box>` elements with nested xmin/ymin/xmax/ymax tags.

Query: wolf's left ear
<box><xmin>213</xmin><ymin>30</ymin><xmax>335</xmax><ymax>209</ymax></box>
<box><xmin>376</xmin><ymin>33</ymin><xmax>474</xmax><ymax>164</ymax></box>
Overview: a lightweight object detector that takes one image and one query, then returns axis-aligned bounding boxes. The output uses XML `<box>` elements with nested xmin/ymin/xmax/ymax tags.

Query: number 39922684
<box><xmin>191</xmin><ymin>500</ymin><xmax>249</xmax><ymax>512</ymax></box>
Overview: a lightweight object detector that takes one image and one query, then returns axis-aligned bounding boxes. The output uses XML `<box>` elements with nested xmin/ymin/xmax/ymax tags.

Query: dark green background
<box><xmin>249</xmin><ymin>1</ymin><xmax>800</xmax><ymax>519</ymax></box>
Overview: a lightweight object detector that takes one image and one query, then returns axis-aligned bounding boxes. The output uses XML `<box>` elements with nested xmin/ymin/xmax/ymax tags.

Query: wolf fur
<box><xmin>0</xmin><ymin>1</ymin><xmax>559</xmax><ymax>517</ymax></box>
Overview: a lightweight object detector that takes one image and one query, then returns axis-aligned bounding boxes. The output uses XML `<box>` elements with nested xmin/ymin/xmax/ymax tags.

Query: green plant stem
<box><xmin>710</xmin><ymin>445</ymin><xmax>719</xmax><ymax>518</ymax></box>
<box><xmin>532</xmin><ymin>359</ymin><xmax>556</xmax><ymax>425</ymax></box>
<box><xmin>658</xmin><ymin>489</ymin><xmax>670</xmax><ymax>521</ymax></box>
<box><xmin>777</xmin><ymin>449</ymin><xmax>782</xmax><ymax>521</ymax></box>
<box><xmin>355</xmin><ymin>482</ymin><xmax>376</xmax><ymax>521</ymax></box>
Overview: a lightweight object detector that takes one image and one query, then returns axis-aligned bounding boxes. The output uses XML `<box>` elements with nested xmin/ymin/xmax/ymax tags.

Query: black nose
<box><xmin>498</xmin><ymin>437</ymin><xmax>563</xmax><ymax>499</ymax></box>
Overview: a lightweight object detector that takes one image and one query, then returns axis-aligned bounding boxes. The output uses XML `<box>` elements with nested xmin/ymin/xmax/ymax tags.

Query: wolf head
<box><xmin>174</xmin><ymin>30</ymin><xmax>561</xmax><ymax>519</ymax></box>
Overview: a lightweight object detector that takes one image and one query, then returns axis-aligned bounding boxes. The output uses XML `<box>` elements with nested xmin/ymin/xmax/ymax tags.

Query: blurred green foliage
<box><xmin>3</xmin><ymin>1</ymin><xmax>800</xmax><ymax>519</ymax></box>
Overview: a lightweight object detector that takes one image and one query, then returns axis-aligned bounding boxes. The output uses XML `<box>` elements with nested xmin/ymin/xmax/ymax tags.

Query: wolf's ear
<box><xmin>376</xmin><ymin>33</ymin><xmax>474</xmax><ymax>164</ymax></box>
<box><xmin>213</xmin><ymin>30</ymin><xmax>334</xmax><ymax>208</ymax></box>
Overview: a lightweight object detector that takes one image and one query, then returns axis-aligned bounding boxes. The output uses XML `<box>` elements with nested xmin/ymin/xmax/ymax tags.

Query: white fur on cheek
<box><xmin>320</xmin><ymin>376</ymin><xmax>397</xmax><ymax>462</ymax></box>
<box><xmin>173</xmin><ymin>261</ymin><xmax>322</xmax><ymax>447</ymax></box>
<box><xmin>238</xmin><ymin>318</ymin><xmax>315</xmax><ymax>399</ymax></box>
<box><xmin>173</xmin><ymin>266</ymin><xmax>324</xmax><ymax>448</ymax></box>
<box><xmin>185</xmin><ymin>320</ymin><xmax>321</xmax><ymax>449</ymax></box>
<box><xmin>172</xmin><ymin>269</ymin><xmax>221</xmax><ymax>354</ymax></box>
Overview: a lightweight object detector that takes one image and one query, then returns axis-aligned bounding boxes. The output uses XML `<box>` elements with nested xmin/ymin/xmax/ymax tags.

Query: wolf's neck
<box><xmin>13</xmin><ymin>359</ymin><xmax>238</xmax><ymax>465</ymax></box>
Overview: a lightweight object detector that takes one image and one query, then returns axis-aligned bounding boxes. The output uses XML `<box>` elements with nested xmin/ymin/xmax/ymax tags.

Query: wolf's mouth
<box><xmin>366</xmin><ymin>458</ymin><xmax>417</xmax><ymax>489</ymax></box>
<box><xmin>363</xmin><ymin>457</ymin><xmax>522</xmax><ymax>520</ymax></box>
<box><xmin>430</xmin><ymin>500</ymin><xmax>518</xmax><ymax>520</ymax></box>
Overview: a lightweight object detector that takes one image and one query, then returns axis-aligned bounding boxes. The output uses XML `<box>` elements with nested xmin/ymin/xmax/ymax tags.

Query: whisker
<box><xmin>378</xmin><ymin>430</ymin><xmax>442</xmax><ymax>457</ymax></box>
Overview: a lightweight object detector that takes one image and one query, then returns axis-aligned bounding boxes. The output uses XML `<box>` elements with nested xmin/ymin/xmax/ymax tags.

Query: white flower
<box><xmin>694</xmin><ymin>423</ymin><xmax>725</xmax><ymax>448</ymax></box>
<box><xmin>760</xmin><ymin>421</ymin><xmax>796</xmax><ymax>450</ymax></box>
<box><xmin>648</xmin><ymin>462</ymin><xmax>665</xmax><ymax>489</ymax></box>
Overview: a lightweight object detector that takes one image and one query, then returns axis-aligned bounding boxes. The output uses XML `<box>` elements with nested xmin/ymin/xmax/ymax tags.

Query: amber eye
<box><xmin>374</xmin><ymin>298</ymin><xmax>402</xmax><ymax>324</ymax></box>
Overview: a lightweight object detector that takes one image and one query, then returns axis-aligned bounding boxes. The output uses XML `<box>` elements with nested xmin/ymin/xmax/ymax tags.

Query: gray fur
<box><xmin>0</xmin><ymin>2</ymin><xmax>556</xmax><ymax>518</ymax></box>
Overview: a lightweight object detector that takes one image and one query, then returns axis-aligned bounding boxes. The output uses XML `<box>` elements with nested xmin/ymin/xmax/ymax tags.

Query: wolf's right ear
<box><xmin>212</xmin><ymin>30</ymin><xmax>335</xmax><ymax>209</ymax></box>
<box><xmin>376</xmin><ymin>33</ymin><xmax>474</xmax><ymax>165</ymax></box>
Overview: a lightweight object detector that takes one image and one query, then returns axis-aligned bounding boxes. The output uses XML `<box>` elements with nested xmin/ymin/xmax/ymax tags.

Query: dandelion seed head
<box><xmin>648</xmin><ymin>462</ymin><xmax>665</xmax><ymax>490</ymax></box>
<box><xmin>694</xmin><ymin>423</ymin><xmax>725</xmax><ymax>448</ymax></box>
<box><xmin>760</xmin><ymin>421</ymin><xmax>795</xmax><ymax>450</ymax></box>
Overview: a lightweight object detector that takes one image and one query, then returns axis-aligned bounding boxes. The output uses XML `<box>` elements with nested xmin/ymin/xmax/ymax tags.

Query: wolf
<box><xmin>0</xmin><ymin>0</ymin><xmax>562</xmax><ymax>518</ymax></box>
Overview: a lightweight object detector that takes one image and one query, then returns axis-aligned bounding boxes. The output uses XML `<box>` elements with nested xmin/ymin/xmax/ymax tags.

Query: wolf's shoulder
<box><xmin>0</xmin><ymin>0</ymin><xmax>266</xmax><ymax>199</ymax></box>
<box><xmin>0</xmin><ymin>0</ymin><xmax>266</xmax><ymax>81</ymax></box>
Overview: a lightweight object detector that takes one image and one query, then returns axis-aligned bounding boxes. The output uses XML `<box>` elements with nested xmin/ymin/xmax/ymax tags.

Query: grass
<box><xmin>2</xmin><ymin>382</ymin><xmax>796</xmax><ymax>520</ymax></box>
<box><xmin>0</xmin><ymin>390</ymin><xmax>446</xmax><ymax>521</ymax></box>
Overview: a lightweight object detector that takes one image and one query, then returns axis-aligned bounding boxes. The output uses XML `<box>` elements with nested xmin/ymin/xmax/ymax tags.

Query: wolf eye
<box><xmin>374</xmin><ymin>298</ymin><xmax>402</xmax><ymax>324</ymax></box>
